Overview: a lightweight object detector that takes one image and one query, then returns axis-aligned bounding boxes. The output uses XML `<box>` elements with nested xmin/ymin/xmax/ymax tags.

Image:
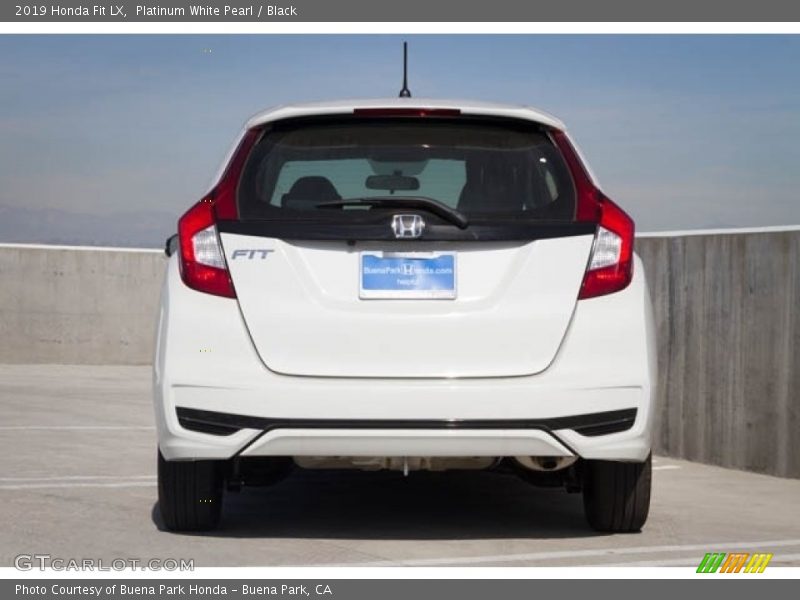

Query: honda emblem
<box><xmin>391</xmin><ymin>214</ymin><xmax>425</xmax><ymax>239</ymax></box>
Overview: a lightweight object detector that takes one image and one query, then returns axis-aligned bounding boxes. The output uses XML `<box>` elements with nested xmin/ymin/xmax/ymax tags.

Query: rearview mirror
<box><xmin>365</xmin><ymin>174</ymin><xmax>420</xmax><ymax>192</ymax></box>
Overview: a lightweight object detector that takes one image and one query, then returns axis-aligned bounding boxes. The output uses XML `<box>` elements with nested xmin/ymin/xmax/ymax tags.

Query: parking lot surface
<box><xmin>1</xmin><ymin>365</ymin><xmax>799</xmax><ymax>568</ymax></box>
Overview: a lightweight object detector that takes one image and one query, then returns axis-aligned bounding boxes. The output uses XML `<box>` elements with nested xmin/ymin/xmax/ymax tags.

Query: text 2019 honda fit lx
<box><xmin>154</xmin><ymin>98</ymin><xmax>657</xmax><ymax>533</ymax></box>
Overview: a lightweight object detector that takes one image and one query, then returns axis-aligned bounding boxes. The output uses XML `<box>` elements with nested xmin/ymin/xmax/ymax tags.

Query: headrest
<box><xmin>281</xmin><ymin>176</ymin><xmax>342</xmax><ymax>210</ymax></box>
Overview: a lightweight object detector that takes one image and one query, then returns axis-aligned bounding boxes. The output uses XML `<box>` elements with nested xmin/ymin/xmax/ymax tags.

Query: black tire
<box><xmin>157</xmin><ymin>450</ymin><xmax>225</xmax><ymax>532</ymax></box>
<box><xmin>582</xmin><ymin>454</ymin><xmax>651</xmax><ymax>533</ymax></box>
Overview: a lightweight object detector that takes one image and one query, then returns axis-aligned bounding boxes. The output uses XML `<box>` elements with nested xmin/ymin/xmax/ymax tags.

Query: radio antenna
<box><xmin>398</xmin><ymin>41</ymin><xmax>411</xmax><ymax>98</ymax></box>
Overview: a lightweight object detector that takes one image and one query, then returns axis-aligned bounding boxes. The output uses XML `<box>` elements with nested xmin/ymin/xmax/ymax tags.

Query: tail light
<box><xmin>579</xmin><ymin>195</ymin><xmax>634</xmax><ymax>299</ymax></box>
<box><xmin>178</xmin><ymin>199</ymin><xmax>235</xmax><ymax>298</ymax></box>
<box><xmin>176</xmin><ymin>128</ymin><xmax>261</xmax><ymax>298</ymax></box>
<box><xmin>353</xmin><ymin>108</ymin><xmax>461</xmax><ymax>117</ymax></box>
<box><xmin>552</xmin><ymin>130</ymin><xmax>635</xmax><ymax>299</ymax></box>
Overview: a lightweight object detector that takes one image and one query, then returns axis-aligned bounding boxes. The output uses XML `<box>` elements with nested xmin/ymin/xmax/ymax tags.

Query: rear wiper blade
<box><xmin>316</xmin><ymin>196</ymin><xmax>469</xmax><ymax>230</ymax></box>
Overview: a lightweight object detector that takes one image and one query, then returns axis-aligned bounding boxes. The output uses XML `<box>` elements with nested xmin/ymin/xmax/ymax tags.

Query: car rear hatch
<box><xmin>211</xmin><ymin>111</ymin><xmax>603</xmax><ymax>378</ymax></box>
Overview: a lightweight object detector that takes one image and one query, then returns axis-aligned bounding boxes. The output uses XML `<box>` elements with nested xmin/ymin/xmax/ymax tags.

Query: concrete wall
<box><xmin>0</xmin><ymin>244</ymin><xmax>164</xmax><ymax>365</ymax></box>
<box><xmin>637</xmin><ymin>230</ymin><xmax>799</xmax><ymax>479</ymax></box>
<box><xmin>1</xmin><ymin>231</ymin><xmax>798</xmax><ymax>478</ymax></box>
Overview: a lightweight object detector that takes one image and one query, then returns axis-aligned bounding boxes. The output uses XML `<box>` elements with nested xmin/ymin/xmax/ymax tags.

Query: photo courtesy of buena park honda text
<box><xmin>0</xmin><ymin>0</ymin><xmax>798</xmax><ymax>597</ymax></box>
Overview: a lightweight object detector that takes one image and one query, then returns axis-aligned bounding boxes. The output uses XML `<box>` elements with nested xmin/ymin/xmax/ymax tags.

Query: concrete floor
<box><xmin>1</xmin><ymin>365</ymin><xmax>799</xmax><ymax>568</ymax></box>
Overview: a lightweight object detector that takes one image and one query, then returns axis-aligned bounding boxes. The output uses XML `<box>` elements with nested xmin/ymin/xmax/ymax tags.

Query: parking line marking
<box><xmin>0</xmin><ymin>481</ymin><xmax>157</xmax><ymax>490</ymax></box>
<box><xmin>595</xmin><ymin>552</ymin><xmax>800</xmax><ymax>568</ymax></box>
<box><xmin>0</xmin><ymin>425</ymin><xmax>154</xmax><ymax>431</ymax></box>
<box><xmin>653</xmin><ymin>465</ymin><xmax>681</xmax><ymax>471</ymax></box>
<box><xmin>0</xmin><ymin>475</ymin><xmax>154</xmax><ymax>482</ymax></box>
<box><xmin>316</xmin><ymin>539</ymin><xmax>800</xmax><ymax>567</ymax></box>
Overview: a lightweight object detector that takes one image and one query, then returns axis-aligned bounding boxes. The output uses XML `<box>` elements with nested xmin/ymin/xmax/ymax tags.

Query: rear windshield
<box><xmin>237</xmin><ymin>118</ymin><xmax>576</xmax><ymax>222</ymax></box>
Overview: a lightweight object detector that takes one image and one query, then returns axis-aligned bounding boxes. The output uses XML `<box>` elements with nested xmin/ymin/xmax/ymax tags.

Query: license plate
<box><xmin>359</xmin><ymin>252</ymin><xmax>457</xmax><ymax>299</ymax></box>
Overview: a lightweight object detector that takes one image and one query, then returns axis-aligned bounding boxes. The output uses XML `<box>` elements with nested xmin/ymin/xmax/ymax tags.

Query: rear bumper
<box><xmin>242</xmin><ymin>428</ymin><xmax>574</xmax><ymax>459</ymax></box>
<box><xmin>154</xmin><ymin>254</ymin><xmax>657</xmax><ymax>462</ymax></box>
<box><xmin>174</xmin><ymin>407</ymin><xmax>637</xmax><ymax>459</ymax></box>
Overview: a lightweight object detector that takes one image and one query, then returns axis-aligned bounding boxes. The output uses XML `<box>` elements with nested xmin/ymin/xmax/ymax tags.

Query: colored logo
<box><xmin>697</xmin><ymin>552</ymin><xmax>773</xmax><ymax>573</ymax></box>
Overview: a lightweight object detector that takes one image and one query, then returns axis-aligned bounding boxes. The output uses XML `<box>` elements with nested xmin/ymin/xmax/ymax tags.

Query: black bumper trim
<box><xmin>175</xmin><ymin>407</ymin><xmax>637</xmax><ymax>439</ymax></box>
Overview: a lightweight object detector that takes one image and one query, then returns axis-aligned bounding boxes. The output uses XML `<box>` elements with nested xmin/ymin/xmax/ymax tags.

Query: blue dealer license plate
<box><xmin>359</xmin><ymin>252</ymin><xmax>457</xmax><ymax>299</ymax></box>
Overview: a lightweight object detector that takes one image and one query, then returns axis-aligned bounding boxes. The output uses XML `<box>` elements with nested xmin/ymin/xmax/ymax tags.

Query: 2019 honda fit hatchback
<box><xmin>154</xmin><ymin>98</ymin><xmax>656</xmax><ymax>533</ymax></box>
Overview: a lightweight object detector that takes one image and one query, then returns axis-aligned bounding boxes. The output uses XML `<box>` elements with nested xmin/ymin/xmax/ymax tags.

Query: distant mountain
<box><xmin>0</xmin><ymin>204</ymin><xmax>180</xmax><ymax>248</ymax></box>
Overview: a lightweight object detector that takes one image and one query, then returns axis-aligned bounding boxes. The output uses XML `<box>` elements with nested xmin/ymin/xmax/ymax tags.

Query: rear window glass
<box><xmin>237</xmin><ymin>118</ymin><xmax>576</xmax><ymax>221</ymax></box>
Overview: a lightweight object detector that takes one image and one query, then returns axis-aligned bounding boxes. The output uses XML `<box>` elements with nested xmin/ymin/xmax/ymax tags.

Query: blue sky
<box><xmin>0</xmin><ymin>35</ymin><xmax>799</xmax><ymax>244</ymax></box>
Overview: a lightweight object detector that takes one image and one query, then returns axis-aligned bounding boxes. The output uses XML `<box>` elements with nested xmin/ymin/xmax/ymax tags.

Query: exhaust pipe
<box><xmin>514</xmin><ymin>456</ymin><xmax>577</xmax><ymax>472</ymax></box>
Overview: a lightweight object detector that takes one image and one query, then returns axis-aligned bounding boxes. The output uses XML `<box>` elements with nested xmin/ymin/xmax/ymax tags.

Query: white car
<box><xmin>154</xmin><ymin>98</ymin><xmax>656</xmax><ymax>533</ymax></box>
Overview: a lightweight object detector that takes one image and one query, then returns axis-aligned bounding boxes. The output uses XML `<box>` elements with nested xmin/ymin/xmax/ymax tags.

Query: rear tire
<box><xmin>582</xmin><ymin>454</ymin><xmax>651</xmax><ymax>532</ymax></box>
<box><xmin>158</xmin><ymin>450</ymin><xmax>225</xmax><ymax>532</ymax></box>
